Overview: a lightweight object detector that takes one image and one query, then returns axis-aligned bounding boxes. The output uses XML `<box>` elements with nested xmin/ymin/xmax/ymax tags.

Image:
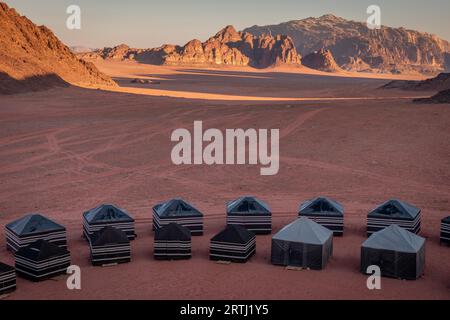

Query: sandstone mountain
<box><xmin>301</xmin><ymin>48</ymin><xmax>341</xmax><ymax>72</ymax></box>
<box><xmin>80</xmin><ymin>25</ymin><xmax>302</xmax><ymax>68</ymax></box>
<box><xmin>0</xmin><ymin>2</ymin><xmax>116</xmax><ymax>94</ymax></box>
<box><xmin>383</xmin><ymin>73</ymin><xmax>450</xmax><ymax>91</ymax></box>
<box><xmin>244</xmin><ymin>14</ymin><xmax>450</xmax><ymax>75</ymax></box>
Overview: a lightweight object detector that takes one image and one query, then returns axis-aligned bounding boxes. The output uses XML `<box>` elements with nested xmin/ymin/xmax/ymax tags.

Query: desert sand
<box><xmin>0</xmin><ymin>62</ymin><xmax>449</xmax><ymax>300</ymax></box>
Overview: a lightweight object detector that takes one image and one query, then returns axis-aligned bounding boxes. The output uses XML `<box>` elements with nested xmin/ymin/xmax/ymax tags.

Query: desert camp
<box><xmin>226</xmin><ymin>196</ymin><xmax>272</xmax><ymax>234</ymax></box>
<box><xmin>271</xmin><ymin>217</ymin><xmax>333</xmax><ymax>270</ymax></box>
<box><xmin>152</xmin><ymin>199</ymin><xmax>204</xmax><ymax>235</ymax></box>
<box><xmin>367</xmin><ymin>199</ymin><xmax>421</xmax><ymax>236</ymax></box>
<box><xmin>14</xmin><ymin>239</ymin><xmax>71</xmax><ymax>281</ymax></box>
<box><xmin>361</xmin><ymin>225</ymin><xmax>425</xmax><ymax>280</ymax></box>
<box><xmin>5</xmin><ymin>214</ymin><xmax>67</xmax><ymax>252</ymax></box>
<box><xmin>298</xmin><ymin>197</ymin><xmax>344</xmax><ymax>235</ymax></box>
<box><xmin>210</xmin><ymin>224</ymin><xmax>256</xmax><ymax>263</ymax></box>
<box><xmin>83</xmin><ymin>204</ymin><xmax>136</xmax><ymax>240</ymax></box>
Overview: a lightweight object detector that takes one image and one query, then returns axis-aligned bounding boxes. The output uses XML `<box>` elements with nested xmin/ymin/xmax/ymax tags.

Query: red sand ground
<box><xmin>0</xmin><ymin>65</ymin><xmax>449</xmax><ymax>299</ymax></box>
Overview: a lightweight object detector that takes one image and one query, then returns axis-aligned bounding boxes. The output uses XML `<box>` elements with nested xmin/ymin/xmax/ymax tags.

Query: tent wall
<box><xmin>441</xmin><ymin>219</ymin><xmax>450</xmax><ymax>245</ymax></box>
<box><xmin>360</xmin><ymin>246</ymin><xmax>425</xmax><ymax>280</ymax></box>
<box><xmin>271</xmin><ymin>239</ymin><xmax>331</xmax><ymax>270</ymax></box>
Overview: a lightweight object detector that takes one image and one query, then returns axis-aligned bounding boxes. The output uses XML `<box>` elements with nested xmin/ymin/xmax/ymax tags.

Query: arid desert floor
<box><xmin>0</xmin><ymin>62</ymin><xmax>449</xmax><ymax>299</ymax></box>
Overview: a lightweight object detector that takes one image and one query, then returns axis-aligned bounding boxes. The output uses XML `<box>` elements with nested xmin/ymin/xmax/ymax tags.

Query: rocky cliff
<box><xmin>0</xmin><ymin>2</ymin><xmax>116</xmax><ymax>94</ymax></box>
<box><xmin>244</xmin><ymin>14</ymin><xmax>450</xmax><ymax>75</ymax></box>
<box><xmin>80</xmin><ymin>25</ymin><xmax>302</xmax><ymax>68</ymax></box>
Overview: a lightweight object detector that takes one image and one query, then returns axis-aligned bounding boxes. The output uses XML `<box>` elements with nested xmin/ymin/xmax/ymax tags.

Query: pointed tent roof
<box><xmin>15</xmin><ymin>239</ymin><xmax>69</xmax><ymax>261</ymax></box>
<box><xmin>362</xmin><ymin>225</ymin><xmax>425</xmax><ymax>253</ymax></box>
<box><xmin>299</xmin><ymin>197</ymin><xmax>344</xmax><ymax>215</ymax></box>
<box><xmin>442</xmin><ymin>216</ymin><xmax>450</xmax><ymax>223</ymax></box>
<box><xmin>83</xmin><ymin>204</ymin><xmax>134</xmax><ymax>223</ymax></box>
<box><xmin>153</xmin><ymin>199</ymin><xmax>203</xmax><ymax>218</ymax></box>
<box><xmin>6</xmin><ymin>214</ymin><xmax>65</xmax><ymax>236</ymax></box>
<box><xmin>273</xmin><ymin>217</ymin><xmax>333</xmax><ymax>245</ymax></box>
<box><xmin>211</xmin><ymin>225</ymin><xmax>255</xmax><ymax>244</ymax></box>
<box><xmin>155</xmin><ymin>223</ymin><xmax>191</xmax><ymax>241</ymax></box>
<box><xmin>90</xmin><ymin>226</ymin><xmax>129</xmax><ymax>246</ymax></box>
<box><xmin>368</xmin><ymin>199</ymin><xmax>420</xmax><ymax>219</ymax></box>
<box><xmin>227</xmin><ymin>196</ymin><xmax>271</xmax><ymax>215</ymax></box>
<box><xmin>0</xmin><ymin>262</ymin><xmax>14</xmax><ymax>274</ymax></box>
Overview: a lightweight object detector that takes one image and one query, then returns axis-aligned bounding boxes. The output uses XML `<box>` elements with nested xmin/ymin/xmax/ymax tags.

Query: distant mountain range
<box><xmin>244</xmin><ymin>14</ymin><xmax>450</xmax><ymax>74</ymax></box>
<box><xmin>79</xmin><ymin>25</ymin><xmax>302</xmax><ymax>69</ymax></box>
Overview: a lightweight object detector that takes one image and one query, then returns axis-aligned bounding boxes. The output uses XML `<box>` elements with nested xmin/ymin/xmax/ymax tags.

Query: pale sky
<box><xmin>4</xmin><ymin>0</ymin><xmax>450</xmax><ymax>48</ymax></box>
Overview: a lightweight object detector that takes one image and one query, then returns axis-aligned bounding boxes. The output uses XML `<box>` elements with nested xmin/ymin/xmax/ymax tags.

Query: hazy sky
<box><xmin>5</xmin><ymin>0</ymin><xmax>450</xmax><ymax>48</ymax></box>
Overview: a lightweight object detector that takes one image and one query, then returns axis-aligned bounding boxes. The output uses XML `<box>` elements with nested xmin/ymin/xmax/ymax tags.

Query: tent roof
<box><xmin>153</xmin><ymin>199</ymin><xmax>203</xmax><ymax>218</ymax></box>
<box><xmin>368</xmin><ymin>199</ymin><xmax>420</xmax><ymax>219</ymax></box>
<box><xmin>155</xmin><ymin>223</ymin><xmax>191</xmax><ymax>241</ymax></box>
<box><xmin>211</xmin><ymin>225</ymin><xmax>255</xmax><ymax>244</ymax></box>
<box><xmin>299</xmin><ymin>197</ymin><xmax>344</xmax><ymax>215</ymax></box>
<box><xmin>15</xmin><ymin>239</ymin><xmax>69</xmax><ymax>261</ymax></box>
<box><xmin>362</xmin><ymin>225</ymin><xmax>425</xmax><ymax>253</ymax></box>
<box><xmin>442</xmin><ymin>216</ymin><xmax>450</xmax><ymax>223</ymax></box>
<box><xmin>0</xmin><ymin>262</ymin><xmax>14</xmax><ymax>273</ymax></box>
<box><xmin>90</xmin><ymin>226</ymin><xmax>129</xmax><ymax>246</ymax></box>
<box><xmin>272</xmin><ymin>217</ymin><xmax>333</xmax><ymax>245</ymax></box>
<box><xmin>227</xmin><ymin>196</ymin><xmax>271</xmax><ymax>215</ymax></box>
<box><xmin>6</xmin><ymin>213</ymin><xmax>65</xmax><ymax>236</ymax></box>
<box><xmin>83</xmin><ymin>204</ymin><xmax>134</xmax><ymax>223</ymax></box>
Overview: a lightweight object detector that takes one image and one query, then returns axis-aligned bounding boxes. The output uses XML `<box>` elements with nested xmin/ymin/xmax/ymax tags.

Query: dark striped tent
<box><xmin>0</xmin><ymin>262</ymin><xmax>16</xmax><ymax>295</ymax></box>
<box><xmin>441</xmin><ymin>216</ymin><xmax>450</xmax><ymax>246</ymax></box>
<box><xmin>89</xmin><ymin>226</ymin><xmax>131</xmax><ymax>266</ymax></box>
<box><xmin>271</xmin><ymin>217</ymin><xmax>333</xmax><ymax>270</ymax></box>
<box><xmin>5</xmin><ymin>214</ymin><xmax>67</xmax><ymax>252</ymax></box>
<box><xmin>226</xmin><ymin>196</ymin><xmax>272</xmax><ymax>234</ymax></box>
<box><xmin>153</xmin><ymin>199</ymin><xmax>203</xmax><ymax>235</ymax></box>
<box><xmin>298</xmin><ymin>197</ymin><xmax>344</xmax><ymax>235</ymax></box>
<box><xmin>367</xmin><ymin>199</ymin><xmax>421</xmax><ymax>236</ymax></box>
<box><xmin>15</xmin><ymin>240</ymin><xmax>71</xmax><ymax>281</ymax></box>
<box><xmin>361</xmin><ymin>225</ymin><xmax>425</xmax><ymax>280</ymax></box>
<box><xmin>83</xmin><ymin>204</ymin><xmax>135</xmax><ymax>241</ymax></box>
<box><xmin>154</xmin><ymin>223</ymin><xmax>191</xmax><ymax>260</ymax></box>
<box><xmin>210</xmin><ymin>225</ymin><xmax>256</xmax><ymax>263</ymax></box>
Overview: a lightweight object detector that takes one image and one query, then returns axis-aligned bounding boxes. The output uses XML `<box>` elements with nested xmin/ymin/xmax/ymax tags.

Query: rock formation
<box><xmin>244</xmin><ymin>14</ymin><xmax>450</xmax><ymax>75</ymax></box>
<box><xmin>382</xmin><ymin>73</ymin><xmax>450</xmax><ymax>91</ymax></box>
<box><xmin>80</xmin><ymin>25</ymin><xmax>302</xmax><ymax>68</ymax></box>
<box><xmin>0</xmin><ymin>2</ymin><xmax>116</xmax><ymax>94</ymax></box>
<box><xmin>301</xmin><ymin>48</ymin><xmax>341</xmax><ymax>72</ymax></box>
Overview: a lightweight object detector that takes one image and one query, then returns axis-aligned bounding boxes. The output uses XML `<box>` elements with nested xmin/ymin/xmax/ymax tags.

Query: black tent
<box><xmin>0</xmin><ymin>262</ymin><xmax>16</xmax><ymax>295</ymax></box>
<box><xmin>226</xmin><ymin>196</ymin><xmax>272</xmax><ymax>234</ymax></box>
<box><xmin>298</xmin><ymin>197</ymin><xmax>344</xmax><ymax>235</ymax></box>
<box><xmin>5</xmin><ymin>214</ymin><xmax>67</xmax><ymax>252</ymax></box>
<box><xmin>361</xmin><ymin>225</ymin><xmax>425</xmax><ymax>280</ymax></box>
<box><xmin>89</xmin><ymin>226</ymin><xmax>131</xmax><ymax>266</ymax></box>
<box><xmin>271</xmin><ymin>217</ymin><xmax>333</xmax><ymax>270</ymax></box>
<box><xmin>153</xmin><ymin>199</ymin><xmax>203</xmax><ymax>235</ymax></box>
<box><xmin>83</xmin><ymin>204</ymin><xmax>135</xmax><ymax>241</ymax></box>
<box><xmin>367</xmin><ymin>199</ymin><xmax>421</xmax><ymax>236</ymax></box>
<box><xmin>15</xmin><ymin>239</ymin><xmax>71</xmax><ymax>281</ymax></box>
<box><xmin>154</xmin><ymin>223</ymin><xmax>191</xmax><ymax>260</ymax></box>
<box><xmin>210</xmin><ymin>224</ymin><xmax>256</xmax><ymax>263</ymax></box>
<box><xmin>440</xmin><ymin>216</ymin><xmax>450</xmax><ymax>246</ymax></box>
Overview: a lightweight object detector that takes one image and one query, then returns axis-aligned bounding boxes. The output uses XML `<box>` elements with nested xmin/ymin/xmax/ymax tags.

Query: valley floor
<box><xmin>0</xmin><ymin>63</ymin><xmax>448</xmax><ymax>299</ymax></box>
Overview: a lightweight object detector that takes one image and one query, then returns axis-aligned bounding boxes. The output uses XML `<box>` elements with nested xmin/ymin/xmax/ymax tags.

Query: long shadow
<box><xmin>113</xmin><ymin>68</ymin><xmax>398</xmax><ymax>99</ymax></box>
<box><xmin>0</xmin><ymin>72</ymin><xmax>69</xmax><ymax>95</ymax></box>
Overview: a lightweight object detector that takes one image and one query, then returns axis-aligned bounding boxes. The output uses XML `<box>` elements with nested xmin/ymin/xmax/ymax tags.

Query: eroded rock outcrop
<box><xmin>0</xmin><ymin>2</ymin><xmax>116</xmax><ymax>94</ymax></box>
<box><xmin>80</xmin><ymin>25</ymin><xmax>302</xmax><ymax>68</ymax></box>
